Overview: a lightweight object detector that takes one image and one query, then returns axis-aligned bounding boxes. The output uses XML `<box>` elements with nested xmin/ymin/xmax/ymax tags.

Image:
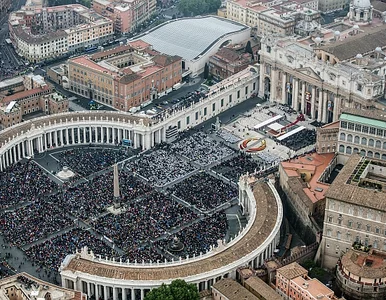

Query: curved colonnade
<box><xmin>59</xmin><ymin>179</ymin><xmax>282</xmax><ymax>300</ymax></box>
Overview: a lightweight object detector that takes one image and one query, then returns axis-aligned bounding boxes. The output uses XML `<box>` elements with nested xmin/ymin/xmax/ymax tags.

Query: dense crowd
<box><xmin>279</xmin><ymin>129</ymin><xmax>316</xmax><ymax>151</ymax></box>
<box><xmin>126</xmin><ymin>245</ymin><xmax>165</xmax><ymax>263</ymax></box>
<box><xmin>213</xmin><ymin>153</ymin><xmax>263</xmax><ymax>182</ymax></box>
<box><xmin>56</xmin><ymin>148</ymin><xmax>129</xmax><ymax>177</ymax></box>
<box><xmin>92</xmin><ymin>191</ymin><xmax>197</xmax><ymax>250</ymax></box>
<box><xmin>0</xmin><ymin>202</ymin><xmax>73</xmax><ymax>246</ymax></box>
<box><xmin>156</xmin><ymin>213</ymin><xmax>228</xmax><ymax>258</ymax></box>
<box><xmin>169</xmin><ymin>172</ymin><xmax>237</xmax><ymax>211</ymax></box>
<box><xmin>58</xmin><ymin>170</ymin><xmax>152</xmax><ymax>220</ymax></box>
<box><xmin>128</xmin><ymin>148</ymin><xmax>196</xmax><ymax>186</ymax></box>
<box><xmin>0</xmin><ymin>161</ymin><xmax>57</xmax><ymax>210</ymax></box>
<box><xmin>170</xmin><ymin>132</ymin><xmax>235</xmax><ymax>166</ymax></box>
<box><xmin>25</xmin><ymin>228</ymin><xmax>119</xmax><ymax>271</ymax></box>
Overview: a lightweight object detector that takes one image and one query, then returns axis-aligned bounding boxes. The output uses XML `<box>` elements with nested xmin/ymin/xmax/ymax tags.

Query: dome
<box><xmin>375</xmin><ymin>47</ymin><xmax>382</xmax><ymax>52</ymax></box>
<box><xmin>315</xmin><ymin>37</ymin><xmax>322</xmax><ymax>44</ymax></box>
<box><xmin>353</xmin><ymin>24</ymin><xmax>360</xmax><ymax>30</ymax></box>
<box><xmin>352</xmin><ymin>0</ymin><xmax>371</xmax><ymax>8</ymax></box>
<box><xmin>356</xmin><ymin>53</ymin><xmax>363</xmax><ymax>59</ymax></box>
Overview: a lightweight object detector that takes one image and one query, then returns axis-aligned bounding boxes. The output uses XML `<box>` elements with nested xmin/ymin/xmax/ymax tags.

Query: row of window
<box><xmin>338</xmin><ymin>145</ymin><xmax>386</xmax><ymax>160</ymax></box>
<box><xmin>340</xmin><ymin>121</ymin><xmax>386</xmax><ymax>137</ymax></box>
<box><xmin>327</xmin><ymin>215</ymin><xmax>386</xmax><ymax>234</ymax></box>
<box><xmin>340</xmin><ymin>133</ymin><xmax>386</xmax><ymax>149</ymax></box>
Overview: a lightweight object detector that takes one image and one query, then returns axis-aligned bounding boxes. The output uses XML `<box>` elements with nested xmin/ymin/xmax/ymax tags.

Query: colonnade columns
<box><xmin>95</xmin><ymin>284</ymin><xmax>99</xmax><ymax>300</ymax></box>
<box><xmin>292</xmin><ymin>79</ymin><xmax>299</xmax><ymax>112</ymax></box>
<box><xmin>258</xmin><ymin>63</ymin><xmax>265</xmax><ymax>98</ymax></box>
<box><xmin>131</xmin><ymin>288</ymin><xmax>135</xmax><ymax>300</ymax></box>
<box><xmin>281</xmin><ymin>72</ymin><xmax>287</xmax><ymax>104</ymax></box>
<box><xmin>317</xmin><ymin>90</ymin><xmax>323</xmax><ymax>122</ymax></box>
<box><xmin>112</xmin><ymin>286</ymin><xmax>117</xmax><ymax>300</ymax></box>
<box><xmin>66</xmin><ymin>128</ymin><xmax>69</xmax><ymax>145</ymax></box>
<box><xmin>270</xmin><ymin>68</ymin><xmax>278</xmax><ymax>102</ymax></box>
<box><xmin>301</xmin><ymin>82</ymin><xmax>306</xmax><ymax>114</ymax></box>
<box><xmin>311</xmin><ymin>86</ymin><xmax>316</xmax><ymax>119</ymax></box>
<box><xmin>140</xmin><ymin>289</ymin><xmax>144</xmax><ymax>300</ymax></box>
<box><xmin>332</xmin><ymin>95</ymin><xmax>341</xmax><ymax>122</ymax></box>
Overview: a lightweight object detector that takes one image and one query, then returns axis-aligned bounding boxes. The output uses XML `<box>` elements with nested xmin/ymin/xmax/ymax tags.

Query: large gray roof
<box><xmin>136</xmin><ymin>17</ymin><xmax>248</xmax><ymax>61</ymax></box>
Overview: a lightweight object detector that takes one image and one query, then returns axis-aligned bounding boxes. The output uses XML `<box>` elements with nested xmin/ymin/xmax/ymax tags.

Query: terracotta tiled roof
<box><xmin>152</xmin><ymin>54</ymin><xmax>181</xmax><ymax>67</ymax></box>
<box><xmin>212</xmin><ymin>279</ymin><xmax>259</xmax><ymax>300</ymax></box>
<box><xmin>277</xmin><ymin>262</ymin><xmax>307</xmax><ymax>280</ymax></box>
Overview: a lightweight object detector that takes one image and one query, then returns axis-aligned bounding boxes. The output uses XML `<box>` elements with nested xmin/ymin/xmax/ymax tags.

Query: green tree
<box><xmin>144</xmin><ymin>280</ymin><xmax>199</xmax><ymax>300</ymax></box>
<box><xmin>178</xmin><ymin>0</ymin><xmax>221</xmax><ymax>16</ymax></box>
<box><xmin>203</xmin><ymin>63</ymin><xmax>209</xmax><ymax>79</ymax></box>
<box><xmin>245</xmin><ymin>40</ymin><xmax>253</xmax><ymax>54</ymax></box>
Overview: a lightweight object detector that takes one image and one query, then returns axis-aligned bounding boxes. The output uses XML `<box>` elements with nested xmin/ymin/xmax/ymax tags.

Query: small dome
<box><xmin>334</xmin><ymin>31</ymin><xmax>341</xmax><ymax>36</ymax></box>
<box><xmin>375</xmin><ymin>47</ymin><xmax>382</xmax><ymax>52</ymax></box>
<box><xmin>353</xmin><ymin>24</ymin><xmax>360</xmax><ymax>29</ymax></box>
<box><xmin>315</xmin><ymin>37</ymin><xmax>322</xmax><ymax>43</ymax></box>
<box><xmin>352</xmin><ymin>0</ymin><xmax>371</xmax><ymax>8</ymax></box>
<box><xmin>356</xmin><ymin>54</ymin><xmax>363</xmax><ymax>59</ymax></box>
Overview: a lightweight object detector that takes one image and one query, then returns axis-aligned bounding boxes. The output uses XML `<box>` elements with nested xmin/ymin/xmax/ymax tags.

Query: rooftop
<box><xmin>2</xmin><ymin>86</ymin><xmax>51</xmax><ymax>104</ymax></box>
<box><xmin>0</xmin><ymin>272</ymin><xmax>80</xmax><ymax>300</ymax></box>
<box><xmin>281</xmin><ymin>152</ymin><xmax>335</xmax><ymax>203</ymax></box>
<box><xmin>341</xmin><ymin>249</ymin><xmax>386</xmax><ymax>279</ymax></box>
<box><xmin>340</xmin><ymin>108</ymin><xmax>386</xmax><ymax>128</ymax></box>
<box><xmin>0</xmin><ymin>76</ymin><xmax>24</xmax><ymax>90</ymax></box>
<box><xmin>277</xmin><ymin>262</ymin><xmax>307</xmax><ymax>280</ymax></box>
<box><xmin>326</xmin><ymin>155</ymin><xmax>386</xmax><ymax>210</ymax></box>
<box><xmin>291</xmin><ymin>276</ymin><xmax>333</xmax><ymax>300</ymax></box>
<box><xmin>61</xmin><ymin>182</ymin><xmax>279</xmax><ymax>281</ymax></box>
<box><xmin>244</xmin><ymin>276</ymin><xmax>282</xmax><ymax>300</ymax></box>
<box><xmin>212</xmin><ymin>279</ymin><xmax>259</xmax><ymax>300</ymax></box>
<box><xmin>318</xmin><ymin>24</ymin><xmax>386</xmax><ymax>61</ymax></box>
<box><xmin>135</xmin><ymin>16</ymin><xmax>248</xmax><ymax>61</ymax></box>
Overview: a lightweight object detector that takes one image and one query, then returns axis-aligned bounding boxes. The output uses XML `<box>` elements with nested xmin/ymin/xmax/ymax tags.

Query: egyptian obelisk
<box><xmin>113</xmin><ymin>163</ymin><xmax>120</xmax><ymax>201</ymax></box>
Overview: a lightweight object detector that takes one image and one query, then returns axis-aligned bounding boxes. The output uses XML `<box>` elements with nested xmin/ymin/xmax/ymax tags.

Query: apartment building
<box><xmin>276</xmin><ymin>262</ymin><xmax>340</xmax><ymax>300</ymax></box>
<box><xmin>67</xmin><ymin>41</ymin><xmax>181</xmax><ymax>111</ymax></box>
<box><xmin>92</xmin><ymin>0</ymin><xmax>156</xmax><ymax>33</ymax></box>
<box><xmin>8</xmin><ymin>4</ymin><xmax>114</xmax><ymax>63</ymax></box>
<box><xmin>226</xmin><ymin>0</ymin><xmax>320</xmax><ymax>37</ymax></box>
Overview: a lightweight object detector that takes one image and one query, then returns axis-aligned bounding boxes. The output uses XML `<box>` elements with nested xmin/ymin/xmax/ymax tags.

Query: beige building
<box><xmin>258</xmin><ymin>24</ymin><xmax>386</xmax><ymax>123</ymax></box>
<box><xmin>67</xmin><ymin>42</ymin><xmax>182</xmax><ymax>111</ymax></box>
<box><xmin>8</xmin><ymin>4</ymin><xmax>114</xmax><ymax>63</ymax></box>
<box><xmin>316</xmin><ymin>121</ymin><xmax>339</xmax><ymax>154</ymax></box>
<box><xmin>226</xmin><ymin>0</ymin><xmax>320</xmax><ymax>37</ymax></box>
<box><xmin>320</xmin><ymin>154</ymin><xmax>386</xmax><ymax>269</ymax></box>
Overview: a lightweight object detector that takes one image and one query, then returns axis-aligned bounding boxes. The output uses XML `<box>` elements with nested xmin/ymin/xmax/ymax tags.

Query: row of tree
<box><xmin>177</xmin><ymin>0</ymin><xmax>221</xmax><ymax>17</ymax></box>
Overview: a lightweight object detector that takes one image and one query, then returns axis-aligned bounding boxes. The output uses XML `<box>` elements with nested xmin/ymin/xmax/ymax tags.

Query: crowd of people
<box><xmin>56</xmin><ymin>148</ymin><xmax>129</xmax><ymax>177</ymax></box>
<box><xmin>128</xmin><ymin>148</ymin><xmax>196</xmax><ymax>187</ymax></box>
<box><xmin>156</xmin><ymin>212</ymin><xmax>228</xmax><ymax>258</ymax></box>
<box><xmin>59</xmin><ymin>170</ymin><xmax>152</xmax><ymax>220</ymax></box>
<box><xmin>0</xmin><ymin>161</ymin><xmax>57</xmax><ymax>210</ymax></box>
<box><xmin>278</xmin><ymin>128</ymin><xmax>316</xmax><ymax>151</ymax></box>
<box><xmin>92</xmin><ymin>191</ymin><xmax>197</xmax><ymax>250</ymax></box>
<box><xmin>25</xmin><ymin>228</ymin><xmax>119</xmax><ymax>271</ymax></box>
<box><xmin>168</xmin><ymin>172</ymin><xmax>237</xmax><ymax>211</ymax></box>
<box><xmin>170</xmin><ymin>132</ymin><xmax>235</xmax><ymax>166</ymax></box>
<box><xmin>0</xmin><ymin>201</ymin><xmax>73</xmax><ymax>247</ymax></box>
<box><xmin>213</xmin><ymin>153</ymin><xmax>263</xmax><ymax>182</ymax></box>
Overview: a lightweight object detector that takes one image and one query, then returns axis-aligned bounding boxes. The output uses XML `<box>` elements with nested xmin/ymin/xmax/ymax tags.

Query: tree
<box><xmin>144</xmin><ymin>280</ymin><xmax>199</xmax><ymax>300</ymax></box>
<box><xmin>204</xmin><ymin>63</ymin><xmax>209</xmax><ymax>79</ymax></box>
<box><xmin>178</xmin><ymin>0</ymin><xmax>221</xmax><ymax>17</ymax></box>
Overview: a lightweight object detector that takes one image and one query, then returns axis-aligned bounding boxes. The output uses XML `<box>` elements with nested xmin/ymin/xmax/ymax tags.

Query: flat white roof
<box><xmin>136</xmin><ymin>17</ymin><xmax>248</xmax><ymax>60</ymax></box>
<box><xmin>253</xmin><ymin>115</ymin><xmax>283</xmax><ymax>130</ymax></box>
<box><xmin>0</xmin><ymin>76</ymin><xmax>24</xmax><ymax>89</ymax></box>
<box><xmin>277</xmin><ymin>126</ymin><xmax>305</xmax><ymax>141</ymax></box>
<box><xmin>5</xmin><ymin>101</ymin><xmax>17</xmax><ymax>113</ymax></box>
<box><xmin>268</xmin><ymin>122</ymin><xmax>284</xmax><ymax>131</ymax></box>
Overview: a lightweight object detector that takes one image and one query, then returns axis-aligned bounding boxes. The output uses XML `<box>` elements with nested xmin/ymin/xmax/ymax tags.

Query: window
<box><xmin>203</xmin><ymin>107</ymin><xmax>207</xmax><ymax>116</ymax></box>
<box><xmin>348</xmin><ymin>123</ymin><xmax>355</xmax><ymax>130</ymax></box>
<box><xmin>340</xmin><ymin>121</ymin><xmax>347</xmax><ymax>129</ymax></box>
<box><xmin>354</xmin><ymin>136</ymin><xmax>360</xmax><ymax>144</ymax></box>
<box><xmin>355</xmin><ymin>124</ymin><xmax>362</xmax><ymax>132</ymax></box>
<box><xmin>376</xmin><ymin>227</ymin><xmax>380</xmax><ymax>234</ymax></box>
<box><xmin>221</xmin><ymin>99</ymin><xmax>224</xmax><ymax>107</ymax></box>
<box><xmin>369</xmin><ymin>139</ymin><xmax>375</xmax><ymax>147</ymax></box>
<box><xmin>327</xmin><ymin>229</ymin><xmax>332</xmax><ymax>237</ymax></box>
<box><xmin>337</xmin><ymin>231</ymin><xmax>341</xmax><ymax>240</ymax></box>
<box><xmin>328</xmin><ymin>215</ymin><xmax>333</xmax><ymax>223</ymax></box>
<box><xmin>348</xmin><ymin>206</ymin><xmax>353</xmax><ymax>215</ymax></box>
<box><xmin>186</xmin><ymin>116</ymin><xmax>190</xmax><ymax>125</ymax></box>
<box><xmin>357</xmin><ymin>222</ymin><xmax>362</xmax><ymax>230</ymax></box>
<box><xmin>346</xmin><ymin>146</ymin><xmax>352</xmax><ymax>154</ymax></box>
<box><xmin>340</xmin><ymin>133</ymin><xmax>346</xmax><ymax>141</ymax></box>
<box><xmin>370</xmin><ymin>127</ymin><xmax>376</xmax><ymax>135</ymax></box>
<box><xmin>376</xmin><ymin>140</ymin><xmax>381</xmax><ymax>148</ymax></box>
<box><xmin>347</xmin><ymin>134</ymin><xmax>353</xmax><ymax>142</ymax></box>
<box><xmin>348</xmin><ymin>220</ymin><xmax>353</xmax><ymax>228</ymax></box>
<box><xmin>361</xmin><ymin>137</ymin><xmax>367</xmax><ymax>145</ymax></box>
<box><xmin>357</xmin><ymin>83</ymin><xmax>362</xmax><ymax>91</ymax></box>
<box><xmin>366</xmin><ymin>224</ymin><xmax>371</xmax><ymax>232</ymax></box>
<box><xmin>339</xmin><ymin>145</ymin><xmax>345</xmax><ymax>153</ymax></box>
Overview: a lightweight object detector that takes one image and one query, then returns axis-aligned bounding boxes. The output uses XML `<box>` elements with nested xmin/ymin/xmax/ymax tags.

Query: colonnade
<box><xmin>0</xmin><ymin>125</ymin><xmax>166</xmax><ymax>171</ymax></box>
<box><xmin>61</xmin><ymin>240</ymin><xmax>277</xmax><ymax>300</ymax></box>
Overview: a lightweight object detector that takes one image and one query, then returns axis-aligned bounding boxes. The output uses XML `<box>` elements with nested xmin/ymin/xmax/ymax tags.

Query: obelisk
<box><xmin>113</xmin><ymin>163</ymin><xmax>120</xmax><ymax>201</ymax></box>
